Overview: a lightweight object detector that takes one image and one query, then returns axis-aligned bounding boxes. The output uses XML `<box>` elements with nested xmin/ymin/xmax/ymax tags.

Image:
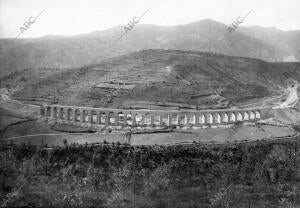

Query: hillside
<box><xmin>1</xmin><ymin>19</ymin><xmax>297</xmax><ymax>78</ymax></box>
<box><xmin>1</xmin><ymin>49</ymin><xmax>299</xmax><ymax>109</ymax></box>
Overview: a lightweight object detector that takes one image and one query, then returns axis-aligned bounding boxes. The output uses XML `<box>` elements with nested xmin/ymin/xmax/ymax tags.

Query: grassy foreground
<box><xmin>1</xmin><ymin>138</ymin><xmax>300</xmax><ymax>208</ymax></box>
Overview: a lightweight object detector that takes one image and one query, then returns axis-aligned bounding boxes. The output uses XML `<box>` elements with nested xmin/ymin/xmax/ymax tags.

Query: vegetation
<box><xmin>1</xmin><ymin>138</ymin><xmax>300</xmax><ymax>207</ymax></box>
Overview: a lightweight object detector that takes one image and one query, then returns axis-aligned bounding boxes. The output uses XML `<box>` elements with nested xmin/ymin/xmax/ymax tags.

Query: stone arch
<box><xmin>249</xmin><ymin>111</ymin><xmax>255</xmax><ymax>119</ymax></box>
<box><xmin>91</xmin><ymin>110</ymin><xmax>97</xmax><ymax>124</ymax></box>
<box><xmin>141</xmin><ymin>113</ymin><xmax>146</xmax><ymax>126</ymax></box>
<box><xmin>153</xmin><ymin>114</ymin><xmax>160</xmax><ymax>126</ymax></box>
<box><xmin>59</xmin><ymin>108</ymin><xmax>65</xmax><ymax>119</ymax></box>
<box><xmin>53</xmin><ymin>107</ymin><xmax>58</xmax><ymax>118</ymax></box>
<box><xmin>99</xmin><ymin>112</ymin><xmax>106</xmax><ymax>124</ymax></box>
<box><xmin>222</xmin><ymin>113</ymin><xmax>229</xmax><ymax>123</ymax></box>
<box><xmin>237</xmin><ymin>112</ymin><xmax>243</xmax><ymax>121</ymax></box>
<box><xmin>161</xmin><ymin>114</ymin><xmax>169</xmax><ymax>126</ymax></box>
<box><xmin>136</xmin><ymin>113</ymin><xmax>143</xmax><ymax>126</ymax></box>
<box><xmin>244</xmin><ymin>112</ymin><xmax>249</xmax><ymax>120</ymax></box>
<box><xmin>125</xmin><ymin>113</ymin><xmax>132</xmax><ymax>125</ymax></box>
<box><xmin>66</xmin><ymin>108</ymin><xmax>72</xmax><ymax>121</ymax></box>
<box><xmin>171</xmin><ymin>113</ymin><xmax>179</xmax><ymax>125</ymax></box>
<box><xmin>108</xmin><ymin>112</ymin><xmax>115</xmax><ymax>125</ymax></box>
<box><xmin>255</xmin><ymin>111</ymin><xmax>261</xmax><ymax>119</ymax></box>
<box><xmin>188</xmin><ymin>114</ymin><xmax>196</xmax><ymax>125</ymax></box>
<box><xmin>132</xmin><ymin>113</ymin><xmax>137</xmax><ymax>126</ymax></box>
<box><xmin>82</xmin><ymin>110</ymin><xmax>89</xmax><ymax>123</ymax></box>
<box><xmin>117</xmin><ymin>112</ymin><xmax>124</xmax><ymax>125</ymax></box>
<box><xmin>46</xmin><ymin>106</ymin><xmax>51</xmax><ymax>117</ymax></box>
<box><xmin>40</xmin><ymin>106</ymin><xmax>45</xmax><ymax>116</ymax></box>
<box><xmin>74</xmin><ymin>109</ymin><xmax>81</xmax><ymax>122</ymax></box>
<box><xmin>229</xmin><ymin>112</ymin><xmax>236</xmax><ymax>122</ymax></box>
<box><xmin>143</xmin><ymin>113</ymin><xmax>150</xmax><ymax>126</ymax></box>
<box><xmin>214</xmin><ymin>113</ymin><xmax>221</xmax><ymax>123</ymax></box>
<box><xmin>199</xmin><ymin>114</ymin><xmax>205</xmax><ymax>124</ymax></box>
<box><xmin>207</xmin><ymin>113</ymin><xmax>213</xmax><ymax>124</ymax></box>
<box><xmin>179</xmin><ymin>114</ymin><xmax>187</xmax><ymax>125</ymax></box>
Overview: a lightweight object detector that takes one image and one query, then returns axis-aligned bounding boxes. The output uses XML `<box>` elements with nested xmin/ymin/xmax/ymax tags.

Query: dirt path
<box><xmin>2</xmin><ymin>123</ymin><xmax>297</xmax><ymax>146</ymax></box>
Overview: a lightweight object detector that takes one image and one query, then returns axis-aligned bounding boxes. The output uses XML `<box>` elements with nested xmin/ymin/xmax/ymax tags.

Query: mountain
<box><xmin>239</xmin><ymin>26</ymin><xmax>300</xmax><ymax>61</ymax></box>
<box><xmin>0</xmin><ymin>19</ymin><xmax>298</xmax><ymax>78</ymax></box>
<box><xmin>1</xmin><ymin>49</ymin><xmax>299</xmax><ymax>109</ymax></box>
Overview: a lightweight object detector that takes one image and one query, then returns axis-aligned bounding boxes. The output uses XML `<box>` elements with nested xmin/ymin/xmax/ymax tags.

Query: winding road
<box><xmin>273</xmin><ymin>81</ymin><xmax>299</xmax><ymax>109</ymax></box>
<box><xmin>240</xmin><ymin>80</ymin><xmax>299</xmax><ymax>109</ymax></box>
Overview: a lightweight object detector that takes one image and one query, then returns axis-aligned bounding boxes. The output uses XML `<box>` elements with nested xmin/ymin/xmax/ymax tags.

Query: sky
<box><xmin>0</xmin><ymin>0</ymin><xmax>300</xmax><ymax>38</ymax></box>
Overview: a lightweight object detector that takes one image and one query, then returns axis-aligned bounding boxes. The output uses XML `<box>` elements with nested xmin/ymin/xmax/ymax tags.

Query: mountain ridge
<box><xmin>1</xmin><ymin>19</ymin><xmax>299</xmax><ymax>78</ymax></box>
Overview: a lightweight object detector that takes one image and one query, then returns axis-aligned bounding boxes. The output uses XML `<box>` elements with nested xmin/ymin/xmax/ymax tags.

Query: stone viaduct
<box><xmin>40</xmin><ymin>104</ymin><xmax>273</xmax><ymax>128</ymax></box>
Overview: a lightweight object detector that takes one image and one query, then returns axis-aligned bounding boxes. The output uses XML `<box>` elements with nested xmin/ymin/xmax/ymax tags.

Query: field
<box><xmin>2</xmin><ymin>119</ymin><xmax>297</xmax><ymax>146</ymax></box>
<box><xmin>1</xmin><ymin>138</ymin><xmax>300</xmax><ymax>208</ymax></box>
